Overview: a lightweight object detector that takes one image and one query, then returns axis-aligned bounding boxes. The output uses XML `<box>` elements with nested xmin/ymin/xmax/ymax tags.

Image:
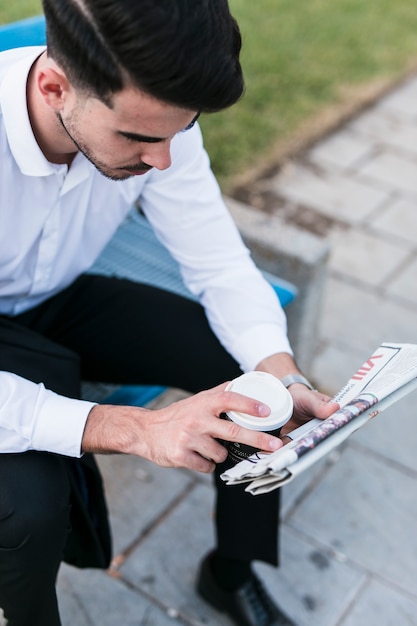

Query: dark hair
<box><xmin>42</xmin><ymin>0</ymin><xmax>244</xmax><ymax>111</ymax></box>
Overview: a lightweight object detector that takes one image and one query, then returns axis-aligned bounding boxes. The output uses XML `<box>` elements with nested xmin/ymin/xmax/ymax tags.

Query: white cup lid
<box><xmin>225</xmin><ymin>371</ymin><xmax>293</xmax><ymax>431</ymax></box>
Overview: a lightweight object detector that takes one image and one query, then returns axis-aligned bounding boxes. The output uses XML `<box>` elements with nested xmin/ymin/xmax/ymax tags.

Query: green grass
<box><xmin>203</xmin><ymin>0</ymin><xmax>417</xmax><ymax>188</ymax></box>
<box><xmin>2</xmin><ymin>0</ymin><xmax>417</xmax><ymax>189</ymax></box>
<box><xmin>0</xmin><ymin>0</ymin><xmax>41</xmax><ymax>24</ymax></box>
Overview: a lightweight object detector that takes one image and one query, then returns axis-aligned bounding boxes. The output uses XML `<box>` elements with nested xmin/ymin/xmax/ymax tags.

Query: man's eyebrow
<box><xmin>117</xmin><ymin>130</ymin><xmax>164</xmax><ymax>143</ymax></box>
<box><xmin>117</xmin><ymin>113</ymin><xmax>200</xmax><ymax>144</ymax></box>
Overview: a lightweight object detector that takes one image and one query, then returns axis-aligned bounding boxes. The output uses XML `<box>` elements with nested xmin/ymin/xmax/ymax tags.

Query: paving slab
<box><xmin>339</xmin><ymin>579</ymin><xmax>417</xmax><ymax>626</ymax></box>
<box><xmin>372</xmin><ymin>196</ymin><xmax>417</xmax><ymax>245</ymax></box>
<box><xmin>376</xmin><ymin>77</ymin><xmax>417</xmax><ymax>120</ymax></box>
<box><xmin>310</xmin><ymin>342</ymin><xmax>368</xmax><ymax>398</ymax></box>
<box><xmin>255</xmin><ymin>527</ymin><xmax>366</xmax><ymax>626</ymax></box>
<box><xmin>328</xmin><ymin>226</ymin><xmax>411</xmax><ymax>286</ymax></box>
<box><xmin>306</xmin><ymin>129</ymin><xmax>373</xmax><ymax>172</ymax></box>
<box><xmin>358</xmin><ymin>150</ymin><xmax>417</xmax><ymax>196</ymax></box>
<box><xmin>96</xmin><ymin>454</ymin><xmax>194</xmax><ymax>555</ymax></box>
<box><xmin>386</xmin><ymin>257</ymin><xmax>417</xmax><ymax>306</ymax></box>
<box><xmin>348</xmin><ymin>108</ymin><xmax>417</xmax><ymax>158</ymax></box>
<box><xmin>316</xmin><ymin>277</ymin><xmax>417</xmax><ymax>358</ymax></box>
<box><xmin>118</xmin><ymin>481</ymin><xmax>224</xmax><ymax>626</ymax></box>
<box><xmin>255</xmin><ymin>525</ymin><xmax>365</xmax><ymax>626</ymax></box>
<box><xmin>351</xmin><ymin>391</ymin><xmax>417</xmax><ymax>473</ymax></box>
<box><xmin>289</xmin><ymin>446</ymin><xmax>417</xmax><ymax>599</ymax></box>
<box><xmin>281</xmin><ymin>454</ymin><xmax>334</xmax><ymax>518</ymax></box>
<box><xmin>57</xmin><ymin>564</ymin><xmax>178</xmax><ymax>626</ymax></box>
<box><xmin>271</xmin><ymin>162</ymin><xmax>389</xmax><ymax>224</ymax></box>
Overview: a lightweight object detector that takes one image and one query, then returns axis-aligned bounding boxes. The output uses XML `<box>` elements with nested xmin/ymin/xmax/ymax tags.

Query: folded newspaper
<box><xmin>221</xmin><ymin>342</ymin><xmax>417</xmax><ymax>495</ymax></box>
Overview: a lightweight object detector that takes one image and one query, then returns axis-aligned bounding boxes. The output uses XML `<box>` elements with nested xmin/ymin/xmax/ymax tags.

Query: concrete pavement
<box><xmin>4</xmin><ymin>73</ymin><xmax>417</xmax><ymax>626</ymax></box>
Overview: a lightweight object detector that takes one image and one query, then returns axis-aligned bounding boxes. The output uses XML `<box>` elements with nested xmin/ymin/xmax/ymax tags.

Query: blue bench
<box><xmin>0</xmin><ymin>15</ymin><xmax>298</xmax><ymax>407</ymax></box>
<box><xmin>0</xmin><ymin>15</ymin><xmax>46</xmax><ymax>51</ymax></box>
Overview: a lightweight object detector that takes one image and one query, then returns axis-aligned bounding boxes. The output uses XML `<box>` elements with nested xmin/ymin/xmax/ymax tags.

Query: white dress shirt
<box><xmin>0</xmin><ymin>47</ymin><xmax>292</xmax><ymax>457</ymax></box>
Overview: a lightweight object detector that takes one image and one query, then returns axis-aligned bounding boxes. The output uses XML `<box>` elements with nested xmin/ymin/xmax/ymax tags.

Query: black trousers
<box><xmin>0</xmin><ymin>274</ymin><xmax>280</xmax><ymax>626</ymax></box>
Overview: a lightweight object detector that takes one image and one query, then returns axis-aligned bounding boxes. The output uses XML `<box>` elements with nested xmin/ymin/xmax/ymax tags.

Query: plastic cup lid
<box><xmin>225</xmin><ymin>371</ymin><xmax>293</xmax><ymax>431</ymax></box>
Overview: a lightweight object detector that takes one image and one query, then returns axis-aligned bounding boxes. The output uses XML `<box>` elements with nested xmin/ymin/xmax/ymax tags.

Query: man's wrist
<box><xmin>280</xmin><ymin>374</ymin><xmax>316</xmax><ymax>391</ymax></box>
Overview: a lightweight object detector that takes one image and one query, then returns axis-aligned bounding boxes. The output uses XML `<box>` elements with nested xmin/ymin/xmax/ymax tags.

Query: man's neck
<box><xmin>26</xmin><ymin>52</ymin><xmax>78</xmax><ymax>166</ymax></box>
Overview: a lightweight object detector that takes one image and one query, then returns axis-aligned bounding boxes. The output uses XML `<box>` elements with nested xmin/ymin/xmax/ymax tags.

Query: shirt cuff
<box><xmin>31</xmin><ymin>386</ymin><xmax>96</xmax><ymax>457</ymax></box>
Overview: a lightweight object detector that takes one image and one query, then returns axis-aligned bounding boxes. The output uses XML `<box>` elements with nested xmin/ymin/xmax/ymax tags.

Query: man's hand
<box><xmin>82</xmin><ymin>383</ymin><xmax>283</xmax><ymax>474</ymax></box>
<box><xmin>255</xmin><ymin>351</ymin><xmax>339</xmax><ymax>438</ymax></box>
<box><xmin>280</xmin><ymin>383</ymin><xmax>339</xmax><ymax>437</ymax></box>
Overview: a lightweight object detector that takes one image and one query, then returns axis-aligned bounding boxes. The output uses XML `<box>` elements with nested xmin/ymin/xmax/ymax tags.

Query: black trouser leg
<box><xmin>0</xmin><ymin>453</ymin><xmax>70</xmax><ymax>626</ymax></box>
<box><xmin>214</xmin><ymin>459</ymin><xmax>280</xmax><ymax>565</ymax></box>
<box><xmin>0</xmin><ymin>317</ymin><xmax>109</xmax><ymax>626</ymax></box>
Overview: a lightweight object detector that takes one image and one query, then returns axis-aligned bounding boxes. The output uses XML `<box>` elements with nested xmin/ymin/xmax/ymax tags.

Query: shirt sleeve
<box><xmin>139</xmin><ymin>124</ymin><xmax>293</xmax><ymax>372</ymax></box>
<box><xmin>0</xmin><ymin>371</ymin><xmax>95</xmax><ymax>456</ymax></box>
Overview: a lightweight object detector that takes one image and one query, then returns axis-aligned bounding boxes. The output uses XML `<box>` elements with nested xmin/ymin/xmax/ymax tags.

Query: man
<box><xmin>0</xmin><ymin>1</ymin><xmax>337</xmax><ymax>625</ymax></box>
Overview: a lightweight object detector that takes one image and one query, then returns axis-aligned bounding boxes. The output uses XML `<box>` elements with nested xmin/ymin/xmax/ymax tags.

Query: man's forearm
<box><xmin>82</xmin><ymin>404</ymin><xmax>151</xmax><ymax>456</ymax></box>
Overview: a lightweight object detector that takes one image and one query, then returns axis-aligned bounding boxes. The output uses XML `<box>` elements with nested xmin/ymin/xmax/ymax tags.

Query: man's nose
<box><xmin>142</xmin><ymin>139</ymin><xmax>172</xmax><ymax>171</ymax></box>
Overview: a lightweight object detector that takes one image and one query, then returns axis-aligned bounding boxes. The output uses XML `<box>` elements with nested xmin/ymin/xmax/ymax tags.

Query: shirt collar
<box><xmin>0</xmin><ymin>47</ymin><xmax>59</xmax><ymax>177</ymax></box>
<box><xmin>0</xmin><ymin>47</ymin><xmax>91</xmax><ymax>184</ymax></box>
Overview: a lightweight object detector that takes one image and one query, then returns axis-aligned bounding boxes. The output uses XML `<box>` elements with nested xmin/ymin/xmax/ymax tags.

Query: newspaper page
<box><xmin>221</xmin><ymin>343</ymin><xmax>417</xmax><ymax>494</ymax></box>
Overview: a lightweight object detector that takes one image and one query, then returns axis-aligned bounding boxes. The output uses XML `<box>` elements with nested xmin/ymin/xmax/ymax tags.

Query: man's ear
<box><xmin>36</xmin><ymin>65</ymin><xmax>72</xmax><ymax>112</ymax></box>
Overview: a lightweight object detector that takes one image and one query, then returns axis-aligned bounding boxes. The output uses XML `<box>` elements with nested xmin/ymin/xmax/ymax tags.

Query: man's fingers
<box><xmin>186</xmin><ymin>445</ymin><xmax>228</xmax><ymax>473</ymax></box>
<box><xmin>212</xmin><ymin>389</ymin><xmax>271</xmax><ymax>419</ymax></box>
<box><xmin>189</xmin><ymin>452</ymin><xmax>217</xmax><ymax>473</ymax></box>
<box><xmin>219</xmin><ymin>419</ymin><xmax>282</xmax><ymax>452</ymax></box>
<box><xmin>195</xmin><ymin>438</ymin><xmax>229</xmax><ymax>465</ymax></box>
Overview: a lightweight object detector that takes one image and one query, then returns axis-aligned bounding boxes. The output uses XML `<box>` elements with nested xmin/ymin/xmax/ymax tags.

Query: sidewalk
<box><xmin>53</xmin><ymin>74</ymin><xmax>417</xmax><ymax>626</ymax></box>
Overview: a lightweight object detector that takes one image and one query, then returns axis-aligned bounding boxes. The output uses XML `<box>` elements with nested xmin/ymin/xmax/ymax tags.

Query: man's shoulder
<box><xmin>0</xmin><ymin>46</ymin><xmax>44</xmax><ymax>81</ymax></box>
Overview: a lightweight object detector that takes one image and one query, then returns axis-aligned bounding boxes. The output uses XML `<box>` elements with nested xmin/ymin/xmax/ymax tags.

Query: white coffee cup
<box><xmin>223</xmin><ymin>371</ymin><xmax>293</xmax><ymax>463</ymax></box>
